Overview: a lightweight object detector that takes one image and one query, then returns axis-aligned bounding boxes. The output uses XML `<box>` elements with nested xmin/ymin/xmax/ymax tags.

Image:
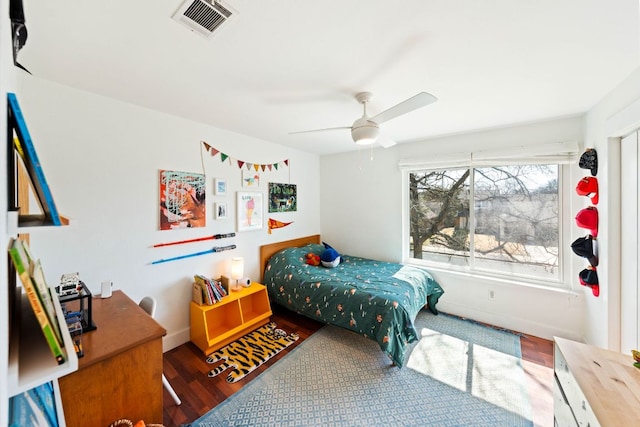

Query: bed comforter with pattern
<box><xmin>263</xmin><ymin>243</ymin><xmax>445</xmax><ymax>367</ymax></box>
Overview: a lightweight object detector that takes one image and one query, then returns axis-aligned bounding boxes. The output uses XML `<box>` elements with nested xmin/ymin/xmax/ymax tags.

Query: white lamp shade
<box><xmin>231</xmin><ymin>257</ymin><xmax>244</xmax><ymax>280</ymax></box>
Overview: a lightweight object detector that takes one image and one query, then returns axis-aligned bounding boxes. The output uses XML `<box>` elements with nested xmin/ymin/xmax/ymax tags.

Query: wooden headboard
<box><xmin>260</xmin><ymin>234</ymin><xmax>321</xmax><ymax>282</ymax></box>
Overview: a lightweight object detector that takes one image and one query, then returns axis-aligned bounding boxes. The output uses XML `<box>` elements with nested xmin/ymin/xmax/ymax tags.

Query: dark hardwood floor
<box><xmin>161</xmin><ymin>306</ymin><xmax>554</xmax><ymax>427</ymax></box>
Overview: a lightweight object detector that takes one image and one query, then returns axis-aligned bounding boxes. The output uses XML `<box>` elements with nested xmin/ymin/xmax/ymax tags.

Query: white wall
<box><xmin>320</xmin><ymin>117</ymin><xmax>587</xmax><ymax>340</ymax></box>
<box><xmin>13</xmin><ymin>74</ymin><xmax>321</xmax><ymax>351</ymax></box>
<box><xmin>583</xmin><ymin>66</ymin><xmax>640</xmax><ymax>350</ymax></box>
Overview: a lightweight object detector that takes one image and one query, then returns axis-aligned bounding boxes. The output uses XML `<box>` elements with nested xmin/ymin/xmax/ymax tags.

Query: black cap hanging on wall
<box><xmin>579</xmin><ymin>148</ymin><xmax>598</xmax><ymax>176</ymax></box>
<box><xmin>571</xmin><ymin>235</ymin><xmax>598</xmax><ymax>267</ymax></box>
<box><xmin>9</xmin><ymin>0</ymin><xmax>31</xmax><ymax>74</ymax></box>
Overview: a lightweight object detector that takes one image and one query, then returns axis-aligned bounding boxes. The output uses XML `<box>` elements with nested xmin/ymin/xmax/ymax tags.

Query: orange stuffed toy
<box><xmin>305</xmin><ymin>252</ymin><xmax>321</xmax><ymax>266</ymax></box>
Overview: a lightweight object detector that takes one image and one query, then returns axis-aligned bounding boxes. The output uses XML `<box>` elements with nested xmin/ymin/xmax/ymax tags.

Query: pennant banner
<box><xmin>203</xmin><ymin>141</ymin><xmax>289</xmax><ymax>172</ymax></box>
<box><xmin>268</xmin><ymin>218</ymin><xmax>294</xmax><ymax>234</ymax></box>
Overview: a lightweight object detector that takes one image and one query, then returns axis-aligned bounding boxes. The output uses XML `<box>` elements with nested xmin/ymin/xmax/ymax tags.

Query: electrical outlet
<box><xmin>488</xmin><ymin>290</ymin><xmax>495</xmax><ymax>300</ymax></box>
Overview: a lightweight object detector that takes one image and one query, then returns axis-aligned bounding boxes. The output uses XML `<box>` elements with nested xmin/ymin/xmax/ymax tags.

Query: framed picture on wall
<box><xmin>242</xmin><ymin>169</ymin><xmax>260</xmax><ymax>188</ymax></box>
<box><xmin>214</xmin><ymin>202</ymin><xmax>228</xmax><ymax>220</ymax></box>
<box><xmin>268</xmin><ymin>183</ymin><xmax>297</xmax><ymax>212</ymax></box>
<box><xmin>237</xmin><ymin>191</ymin><xmax>263</xmax><ymax>232</ymax></box>
<box><xmin>214</xmin><ymin>178</ymin><xmax>227</xmax><ymax>196</ymax></box>
<box><xmin>159</xmin><ymin>170</ymin><xmax>206</xmax><ymax>230</ymax></box>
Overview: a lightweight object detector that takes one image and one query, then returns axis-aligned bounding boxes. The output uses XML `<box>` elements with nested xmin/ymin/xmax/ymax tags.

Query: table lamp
<box><xmin>230</xmin><ymin>257</ymin><xmax>244</xmax><ymax>292</ymax></box>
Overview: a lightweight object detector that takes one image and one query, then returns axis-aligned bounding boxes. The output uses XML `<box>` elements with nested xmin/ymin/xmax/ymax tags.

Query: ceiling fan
<box><xmin>290</xmin><ymin>91</ymin><xmax>437</xmax><ymax>148</ymax></box>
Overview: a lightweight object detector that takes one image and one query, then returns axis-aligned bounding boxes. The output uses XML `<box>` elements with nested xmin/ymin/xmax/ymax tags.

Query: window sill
<box><xmin>407</xmin><ymin>259</ymin><xmax>577</xmax><ymax>295</ymax></box>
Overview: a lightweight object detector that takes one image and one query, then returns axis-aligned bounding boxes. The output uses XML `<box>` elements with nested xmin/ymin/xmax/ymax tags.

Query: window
<box><xmin>408</xmin><ymin>164</ymin><xmax>560</xmax><ymax>281</ymax></box>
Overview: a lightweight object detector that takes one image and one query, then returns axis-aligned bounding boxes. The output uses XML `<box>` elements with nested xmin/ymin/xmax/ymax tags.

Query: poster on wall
<box><xmin>237</xmin><ymin>191</ymin><xmax>263</xmax><ymax>232</ymax></box>
<box><xmin>159</xmin><ymin>170</ymin><xmax>206</xmax><ymax>230</ymax></box>
<box><xmin>242</xmin><ymin>169</ymin><xmax>260</xmax><ymax>187</ymax></box>
<box><xmin>268</xmin><ymin>183</ymin><xmax>297</xmax><ymax>212</ymax></box>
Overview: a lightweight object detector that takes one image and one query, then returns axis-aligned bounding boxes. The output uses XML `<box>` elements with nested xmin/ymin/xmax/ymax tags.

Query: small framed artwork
<box><xmin>268</xmin><ymin>183</ymin><xmax>297</xmax><ymax>212</ymax></box>
<box><xmin>242</xmin><ymin>169</ymin><xmax>260</xmax><ymax>188</ymax></box>
<box><xmin>214</xmin><ymin>178</ymin><xmax>227</xmax><ymax>196</ymax></box>
<box><xmin>237</xmin><ymin>191</ymin><xmax>263</xmax><ymax>232</ymax></box>
<box><xmin>214</xmin><ymin>202</ymin><xmax>228</xmax><ymax>220</ymax></box>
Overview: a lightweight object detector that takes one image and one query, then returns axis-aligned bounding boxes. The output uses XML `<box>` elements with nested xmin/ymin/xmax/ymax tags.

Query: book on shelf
<box><xmin>194</xmin><ymin>275</ymin><xmax>213</xmax><ymax>305</ymax></box>
<box><xmin>212</xmin><ymin>278</ymin><xmax>227</xmax><ymax>298</ymax></box>
<box><xmin>9</xmin><ymin>381</ymin><xmax>60</xmax><ymax>427</ymax></box>
<box><xmin>8</xmin><ymin>237</ymin><xmax>66</xmax><ymax>365</ymax></box>
<box><xmin>209</xmin><ymin>277</ymin><xmax>223</xmax><ymax>301</ymax></box>
<box><xmin>21</xmin><ymin>242</ymin><xmax>64</xmax><ymax>346</ymax></box>
<box><xmin>193</xmin><ymin>274</ymin><xmax>228</xmax><ymax>305</ymax></box>
<box><xmin>7</xmin><ymin>92</ymin><xmax>62</xmax><ymax>226</ymax></box>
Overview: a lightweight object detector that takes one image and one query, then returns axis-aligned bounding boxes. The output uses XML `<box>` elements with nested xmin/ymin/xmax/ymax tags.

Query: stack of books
<box><xmin>7</xmin><ymin>237</ymin><xmax>66</xmax><ymax>365</ymax></box>
<box><xmin>193</xmin><ymin>274</ymin><xmax>227</xmax><ymax>305</ymax></box>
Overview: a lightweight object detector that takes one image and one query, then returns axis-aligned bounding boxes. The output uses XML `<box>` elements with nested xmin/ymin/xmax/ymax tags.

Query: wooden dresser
<box><xmin>58</xmin><ymin>291</ymin><xmax>166</xmax><ymax>427</ymax></box>
<box><xmin>554</xmin><ymin>336</ymin><xmax>640</xmax><ymax>426</ymax></box>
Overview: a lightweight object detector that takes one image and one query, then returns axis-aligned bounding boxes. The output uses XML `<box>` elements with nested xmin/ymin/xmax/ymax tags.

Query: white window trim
<box><xmin>398</xmin><ymin>140</ymin><xmax>579</xmax><ymax>170</ymax></box>
<box><xmin>401</xmin><ymin>162</ymin><xmax>573</xmax><ymax>290</ymax></box>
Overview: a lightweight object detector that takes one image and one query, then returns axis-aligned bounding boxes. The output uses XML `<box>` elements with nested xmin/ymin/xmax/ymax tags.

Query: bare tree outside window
<box><xmin>409</xmin><ymin>164</ymin><xmax>559</xmax><ymax>280</ymax></box>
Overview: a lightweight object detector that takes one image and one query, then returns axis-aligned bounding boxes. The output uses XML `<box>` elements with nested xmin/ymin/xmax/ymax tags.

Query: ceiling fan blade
<box><xmin>289</xmin><ymin>126</ymin><xmax>350</xmax><ymax>135</ymax></box>
<box><xmin>377</xmin><ymin>134</ymin><xmax>396</xmax><ymax>148</ymax></box>
<box><xmin>370</xmin><ymin>92</ymin><xmax>437</xmax><ymax>124</ymax></box>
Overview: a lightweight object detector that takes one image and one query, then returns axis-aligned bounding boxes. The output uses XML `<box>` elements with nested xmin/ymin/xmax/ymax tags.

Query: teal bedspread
<box><xmin>263</xmin><ymin>243</ymin><xmax>445</xmax><ymax>367</ymax></box>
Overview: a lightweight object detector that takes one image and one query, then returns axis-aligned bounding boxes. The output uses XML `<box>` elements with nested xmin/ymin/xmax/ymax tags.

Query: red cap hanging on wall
<box><xmin>576</xmin><ymin>177</ymin><xmax>599</xmax><ymax>205</ymax></box>
<box><xmin>575</xmin><ymin>207</ymin><xmax>598</xmax><ymax>237</ymax></box>
<box><xmin>579</xmin><ymin>267</ymin><xmax>600</xmax><ymax>297</ymax></box>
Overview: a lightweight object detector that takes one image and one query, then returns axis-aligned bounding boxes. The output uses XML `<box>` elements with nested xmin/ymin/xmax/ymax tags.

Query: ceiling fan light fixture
<box><xmin>290</xmin><ymin>91</ymin><xmax>437</xmax><ymax>149</ymax></box>
<box><xmin>351</xmin><ymin>118</ymin><xmax>379</xmax><ymax>145</ymax></box>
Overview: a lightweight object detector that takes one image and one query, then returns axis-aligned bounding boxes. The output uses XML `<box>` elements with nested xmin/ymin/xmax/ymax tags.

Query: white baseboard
<box><xmin>436</xmin><ymin>301</ymin><xmax>583</xmax><ymax>342</ymax></box>
<box><xmin>162</xmin><ymin>327</ymin><xmax>191</xmax><ymax>353</ymax></box>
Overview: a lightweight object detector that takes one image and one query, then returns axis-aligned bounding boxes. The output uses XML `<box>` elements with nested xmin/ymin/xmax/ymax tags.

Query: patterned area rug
<box><xmin>205</xmin><ymin>322</ymin><xmax>299</xmax><ymax>383</ymax></box>
<box><xmin>186</xmin><ymin>311</ymin><xmax>533</xmax><ymax>427</ymax></box>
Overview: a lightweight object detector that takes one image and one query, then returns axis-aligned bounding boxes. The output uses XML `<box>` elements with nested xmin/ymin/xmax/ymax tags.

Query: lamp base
<box><xmin>230</xmin><ymin>282</ymin><xmax>243</xmax><ymax>292</ymax></box>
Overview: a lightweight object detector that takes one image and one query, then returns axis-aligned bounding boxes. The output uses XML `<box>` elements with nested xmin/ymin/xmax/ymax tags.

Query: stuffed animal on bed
<box><xmin>305</xmin><ymin>252</ymin><xmax>321</xmax><ymax>266</ymax></box>
<box><xmin>320</xmin><ymin>242</ymin><xmax>341</xmax><ymax>268</ymax></box>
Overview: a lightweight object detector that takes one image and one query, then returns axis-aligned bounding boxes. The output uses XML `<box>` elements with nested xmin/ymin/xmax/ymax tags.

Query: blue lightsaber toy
<box><xmin>151</xmin><ymin>244</ymin><xmax>236</xmax><ymax>264</ymax></box>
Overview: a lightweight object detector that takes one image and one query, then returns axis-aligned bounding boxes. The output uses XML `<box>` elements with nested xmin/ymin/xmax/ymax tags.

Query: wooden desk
<box><xmin>58</xmin><ymin>291</ymin><xmax>166</xmax><ymax>427</ymax></box>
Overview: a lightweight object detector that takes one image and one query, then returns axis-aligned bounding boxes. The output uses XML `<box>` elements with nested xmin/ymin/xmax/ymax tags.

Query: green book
<box><xmin>21</xmin><ymin>240</ymin><xmax>64</xmax><ymax>346</ymax></box>
<box><xmin>8</xmin><ymin>238</ymin><xmax>65</xmax><ymax>365</ymax></box>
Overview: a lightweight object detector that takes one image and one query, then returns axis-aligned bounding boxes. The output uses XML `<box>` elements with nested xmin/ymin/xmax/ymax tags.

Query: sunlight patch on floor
<box><xmin>407</xmin><ymin>328</ymin><xmax>528</xmax><ymax>417</ymax></box>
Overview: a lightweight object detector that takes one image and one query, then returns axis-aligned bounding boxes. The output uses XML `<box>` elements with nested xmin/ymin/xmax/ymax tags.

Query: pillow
<box><xmin>299</xmin><ymin>243</ymin><xmax>325</xmax><ymax>255</ymax></box>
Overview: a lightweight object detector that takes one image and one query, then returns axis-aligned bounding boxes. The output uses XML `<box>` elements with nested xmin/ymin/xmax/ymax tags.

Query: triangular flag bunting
<box><xmin>201</xmin><ymin>142</ymin><xmax>290</xmax><ymax>172</ymax></box>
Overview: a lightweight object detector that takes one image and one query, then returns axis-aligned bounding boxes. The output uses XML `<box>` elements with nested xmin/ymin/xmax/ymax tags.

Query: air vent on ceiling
<box><xmin>172</xmin><ymin>0</ymin><xmax>237</xmax><ymax>39</ymax></box>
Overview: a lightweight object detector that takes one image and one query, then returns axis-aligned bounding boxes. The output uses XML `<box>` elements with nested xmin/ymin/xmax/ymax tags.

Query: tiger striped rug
<box><xmin>205</xmin><ymin>322</ymin><xmax>299</xmax><ymax>383</ymax></box>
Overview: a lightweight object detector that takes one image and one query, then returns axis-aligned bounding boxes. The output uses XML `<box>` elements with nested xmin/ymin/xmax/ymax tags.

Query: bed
<box><xmin>260</xmin><ymin>235</ymin><xmax>445</xmax><ymax>367</ymax></box>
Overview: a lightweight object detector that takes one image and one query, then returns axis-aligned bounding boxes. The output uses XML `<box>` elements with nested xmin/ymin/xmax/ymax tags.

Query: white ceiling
<box><xmin>17</xmin><ymin>0</ymin><xmax>640</xmax><ymax>156</ymax></box>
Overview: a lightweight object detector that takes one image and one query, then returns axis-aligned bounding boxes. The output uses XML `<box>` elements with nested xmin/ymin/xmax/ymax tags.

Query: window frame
<box><xmin>401</xmin><ymin>163</ymin><xmax>572</xmax><ymax>289</ymax></box>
